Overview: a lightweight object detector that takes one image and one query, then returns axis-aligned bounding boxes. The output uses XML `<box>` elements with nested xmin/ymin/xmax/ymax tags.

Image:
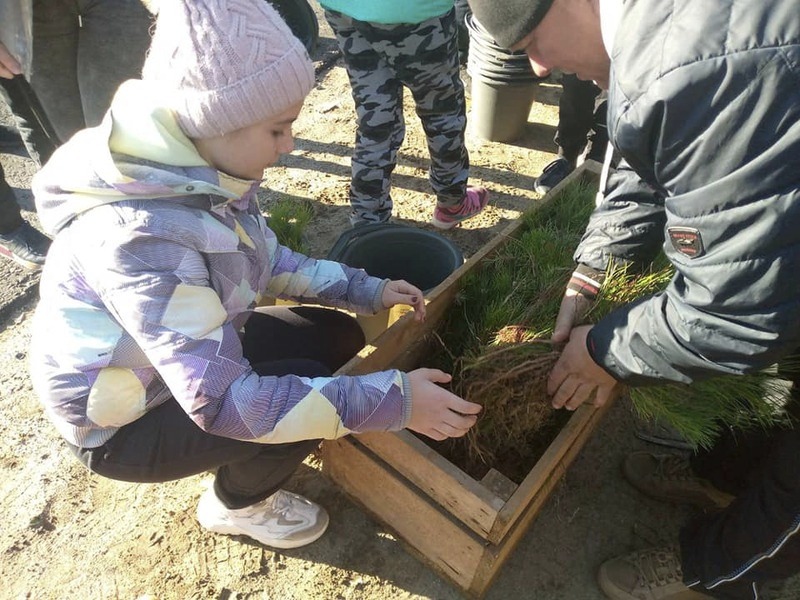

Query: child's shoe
<box><xmin>197</xmin><ymin>487</ymin><xmax>329</xmax><ymax>549</ymax></box>
<box><xmin>431</xmin><ymin>186</ymin><xmax>489</xmax><ymax>230</ymax></box>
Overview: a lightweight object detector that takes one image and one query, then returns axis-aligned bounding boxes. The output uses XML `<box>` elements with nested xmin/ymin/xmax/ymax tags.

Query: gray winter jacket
<box><xmin>576</xmin><ymin>0</ymin><xmax>800</xmax><ymax>385</ymax></box>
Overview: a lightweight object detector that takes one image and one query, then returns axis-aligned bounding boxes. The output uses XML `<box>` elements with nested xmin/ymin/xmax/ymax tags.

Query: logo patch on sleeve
<box><xmin>668</xmin><ymin>227</ymin><xmax>704</xmax><ymax>258</ymax></box>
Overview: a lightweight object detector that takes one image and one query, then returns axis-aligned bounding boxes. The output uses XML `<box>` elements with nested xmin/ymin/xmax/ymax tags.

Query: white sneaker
<box><xmin>197</xmin><ymin>488</ymin><xmax>330</xmax><ymax>549</ymax></box>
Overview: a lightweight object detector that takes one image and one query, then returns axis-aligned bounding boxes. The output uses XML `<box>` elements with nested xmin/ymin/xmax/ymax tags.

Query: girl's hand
<box><xmin>382</xmin><ymin>279</ymin><xmax>426</xmax><ymax>321</ymax></box>
<box><xmin>406</xmin><ymin>369</ymin><xmax>481</xmax><ymax>440</ymax></box>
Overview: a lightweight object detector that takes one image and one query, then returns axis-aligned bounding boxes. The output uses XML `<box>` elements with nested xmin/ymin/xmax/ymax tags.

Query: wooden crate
<box><xmin>323</xmin><ymin>161</ymin><xmax>608</xmax><ymax>598</ymax></box>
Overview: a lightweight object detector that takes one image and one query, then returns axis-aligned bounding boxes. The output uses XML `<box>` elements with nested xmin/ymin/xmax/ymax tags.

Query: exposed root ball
<box><xmin>453</xmin><ymin>330</ymin><xmax>562</xmax><ymax>469</ymax></box>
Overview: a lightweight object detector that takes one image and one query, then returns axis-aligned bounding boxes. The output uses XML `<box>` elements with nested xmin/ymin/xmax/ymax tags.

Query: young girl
<box><xmin>320</xmin><ymin>0</ymin><xmax>490</xmax><ymax>228</ymax></box>
<box><xmin>29</xmin><ymin>0</ymin><xmax>480</xmax><ymax>551</ymax></box>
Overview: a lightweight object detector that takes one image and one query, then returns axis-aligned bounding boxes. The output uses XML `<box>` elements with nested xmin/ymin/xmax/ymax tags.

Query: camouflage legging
<box><xmin>325</xmin><ymin>8</ymin><xmax>469</xmax><ymax>225</ymax></box>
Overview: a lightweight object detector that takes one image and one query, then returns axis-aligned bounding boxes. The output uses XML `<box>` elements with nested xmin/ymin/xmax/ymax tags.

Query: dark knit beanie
<box><xmin>467</xmin><ymin>0</ymin><xmax>556</xmax><ymax>49</ymax></box>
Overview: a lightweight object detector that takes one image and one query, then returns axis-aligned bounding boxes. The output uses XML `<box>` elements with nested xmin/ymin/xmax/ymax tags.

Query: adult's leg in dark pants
<box><xmin>0</xmin><ymin>162</ymin><xmax>23</xmax><ymax>234</ymax></box>
<box><xmin>681</xmin><ymin>424</ymin><xmax>800</xmax><ymax>598</ymax></box>
<box><xmin>30</xmin><ymin>0</ymin><xmax>153</xmax><ymax>142</ymax></box>
<box><xmin>554</xmin><ymin>73</ymin><xmax>602</xmax><ymax>162</ymax></box>
<box><xmin>76</xmin><ymin>0</ymin><xmax>154</xmax><ymax>126</ymax></box>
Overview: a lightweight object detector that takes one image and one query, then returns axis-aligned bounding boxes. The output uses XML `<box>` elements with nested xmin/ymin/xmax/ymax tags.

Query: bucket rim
<box><xmin>467</xmin><ymin>66</ymin><xmax>543</xmax><ymax>84</ymax></box>
<box><xmin>327</xmin><ymin>222</ymin><xmax>464</xmax><ymax>265</ymax></box>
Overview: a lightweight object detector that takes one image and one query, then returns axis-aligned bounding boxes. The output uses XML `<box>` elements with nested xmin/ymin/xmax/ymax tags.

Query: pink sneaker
<box><xmin>431</xmin><ymin>186</ymin><xmax>490</xmax><ymax>230</ymax></box>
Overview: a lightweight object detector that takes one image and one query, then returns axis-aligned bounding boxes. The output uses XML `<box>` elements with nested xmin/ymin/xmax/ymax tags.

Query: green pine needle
<box><xmin>433</xmin><ymin>176</ymin><xmax>795</xmax><ymax>472</ymax></box>
<box><xmin>267</xmin><ymin>196</ymin><xmax>314</xmax><ymax>253</ymax></box>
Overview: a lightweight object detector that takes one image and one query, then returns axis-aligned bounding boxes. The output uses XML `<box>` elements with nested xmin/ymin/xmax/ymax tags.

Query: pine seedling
<box><xmin>267</xmin><ymin>196</ymin><xmax>314</xmax><ymax>253</ymax></box>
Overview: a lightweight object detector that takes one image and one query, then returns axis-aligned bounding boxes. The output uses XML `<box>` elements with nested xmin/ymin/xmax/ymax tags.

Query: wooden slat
<box><xmin>480</xmin><ymin>469</ymin><xmax>518</xmax><ymax>502</ymax></box>
<box><xmin>322</xmin><ymin>437</ymin><xmax>487</xmax><ymax>590</ymax></box>
<box><xmin>357</xmin><ymin>430</ymin><xmax>506</xmax><ymax>538</ymax></box>
<box><xmin>487</xmin><ymin>399</ymin><xmax>614</xmax><ymax>544</ymax></box>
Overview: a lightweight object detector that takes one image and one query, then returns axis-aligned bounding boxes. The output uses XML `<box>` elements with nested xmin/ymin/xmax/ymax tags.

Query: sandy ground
<box><xmin>1</xmin><ymin>11</ymin><xmax>798</xmax><ymax>600</ymax></box>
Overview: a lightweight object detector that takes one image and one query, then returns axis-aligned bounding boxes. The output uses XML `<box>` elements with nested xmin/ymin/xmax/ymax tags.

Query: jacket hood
<box><xmin>33</xmin><ymin>79</ymin><xmax>258</xmax><ymax>235</ymax></box>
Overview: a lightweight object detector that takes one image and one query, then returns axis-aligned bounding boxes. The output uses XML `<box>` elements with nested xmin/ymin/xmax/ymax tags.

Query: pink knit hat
<box><xmin>142</xmin><ymin>0</ymin><xmax>315</xmax><ymax>139</ymax></box>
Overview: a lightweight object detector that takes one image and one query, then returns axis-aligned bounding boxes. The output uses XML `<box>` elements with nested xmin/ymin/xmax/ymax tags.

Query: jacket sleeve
<box><xmin>89</xmin><ymin>232</ymin><xmax>411</xmax><ymax>443</ymax></box>
<box><xmin>589</xmin><ymin>52</ymin><xmax>800</xmax><ymax>385</ymax></box>
<box><xmin>266</xmin><ymin>241</ymin><xmax>387</xmax><ymax>315</ymax></box>
<box><xmin>574</xmin><ymin>158</ymin><xmax>666</xmax><ymax>272</ymax></box>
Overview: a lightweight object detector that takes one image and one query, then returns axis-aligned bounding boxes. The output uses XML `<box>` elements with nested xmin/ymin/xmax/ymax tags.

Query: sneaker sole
<box><xmin>200</xmin><ymin>512</ymin><xmax>330</xmax><ymax>550</ymax></box>
<box><xmin>0</xmin><ymin>247</ymin><xmax>43</xmax><ymax>271</ymax></box>
<box><xmin>430</xmin><ymin>216</ymin><xmax>460</xmax><ymax>230</ymax></box>
<box><xmin>597</xmin><ymin>562</ymin><xmax>637</xmax><ymax>600</ymax></box>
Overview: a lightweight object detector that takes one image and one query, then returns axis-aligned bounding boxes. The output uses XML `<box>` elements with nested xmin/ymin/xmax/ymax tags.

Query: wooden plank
<box><xmin>480</xmin><ymin>469</ymin><xmax>518</xmax><ymax>502</ymax></box>
<box><xmin>357</xmin><ymin>430</ymin><xmax>506</xmax><ymax>539</ymax></box>
<box><xmin>323</xmin><ymin>436</ymin><xmax>487</xmax><ymax>591</ymax></box>
<box><xmin>488</xmin><ymin>399</ymin><xmax>614</xmax><ymax>543</ymax></box>
<box><xmin>469</xmin><ymin>397</ymin><xmax>613</xmax><ymax>595</ymax></box>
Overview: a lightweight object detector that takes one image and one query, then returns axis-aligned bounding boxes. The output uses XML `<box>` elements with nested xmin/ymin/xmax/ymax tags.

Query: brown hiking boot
<box><xmin>623</xmin><ymin>452</ymin><xmax>735</xmax><ymax>511</ymax></box>
<box><xmin>597</xmin><ymin>546</ymin><xmax>712</xmax><ymax>600</ymax></box>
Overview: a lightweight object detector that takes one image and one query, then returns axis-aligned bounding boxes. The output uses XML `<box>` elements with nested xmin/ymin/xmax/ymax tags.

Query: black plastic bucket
<box><xmin>464</xmin><ymin>13</ymin><xmax>540</xmax><ymax>141</ymax></box>
<box><xmin>327</xmin><ymin>223</ymin><xmax>464</xmax><ymax>293</ymax></box>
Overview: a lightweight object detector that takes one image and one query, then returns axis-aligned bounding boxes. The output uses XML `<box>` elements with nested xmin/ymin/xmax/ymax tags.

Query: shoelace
<box><xmin>269</xmin><ymin>491</ymin><xmax>294</xmax><ymax>518</ymax></box>
<box><xmin>242</xmin><ymin>491</ymin><xmax>295</xmax><ymax>525</ymax></box>
<box><xmin>653</xmin><ymin>455</ymin><xmax>695</xmax><ymax>482</ymax></box>
<box><xmin>632</xmin><ymin>547</ymin><xmax>684</xmax><ymax>589</ymax></box>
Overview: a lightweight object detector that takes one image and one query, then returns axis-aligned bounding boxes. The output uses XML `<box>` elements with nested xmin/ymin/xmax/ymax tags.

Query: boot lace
<box><xmin>653</xmin><ymin>455</ymin><xmax>695</xmax><ymax>482</ymax></box>
<box><xmin>632</xmin><ymin>546</ymin><xmax>684</xmax><ymax>590</ymax></box>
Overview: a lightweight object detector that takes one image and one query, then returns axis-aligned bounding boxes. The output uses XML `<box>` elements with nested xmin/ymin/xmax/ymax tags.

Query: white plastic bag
<box><xmin>0</xmin><ymin>0</ymin><xmax>34</xmax><ymax>77</ymax></box>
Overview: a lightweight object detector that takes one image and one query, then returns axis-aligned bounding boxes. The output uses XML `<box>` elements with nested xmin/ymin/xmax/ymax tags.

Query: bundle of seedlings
<box><xmin>430</xmin><ymin>179</ymin><xmax>795</xmax><ymax>481</ymax></box>
<box><xmin>428</xmin><ymin>179</ymin><xmax>598</xmax><ymax>480</ymax></box>
<box><xmin>589</xmin><ymin>263</ymin><xmax>795</xmax><ymax>450</ymax></box>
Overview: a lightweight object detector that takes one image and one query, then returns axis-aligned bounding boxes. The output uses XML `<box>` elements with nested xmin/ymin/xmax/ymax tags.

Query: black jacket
<box><xmin>576</xmin><ymin>0</ymin><xmax>800</xmax><ymax>385</ymax></box>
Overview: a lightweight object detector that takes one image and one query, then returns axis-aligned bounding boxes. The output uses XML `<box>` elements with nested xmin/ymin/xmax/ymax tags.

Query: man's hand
<box><xmin>547</xmin><ymin>325</ymin><xmax>620</xmax><ymax>410</ymax></box>
<box><xmin>0</xmin><ymin>42</ymin><xmax>23</xmax><ymax>79</ymax></box>
<box><xmin>552</xmin><ymin>288</ymin><xmax>594</xmax><ymax>343</ymax></box>
<box><xmin>406</xmin><ymin>368</ymin><xmax>481</xmax><ymax>440</ymax></box>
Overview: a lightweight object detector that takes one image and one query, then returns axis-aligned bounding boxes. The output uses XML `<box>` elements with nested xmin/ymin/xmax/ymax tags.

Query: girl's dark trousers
<box><xmin>70</xmin><ymin>306</ymin><xmax>365</xmax><ymax>509</ymax></box>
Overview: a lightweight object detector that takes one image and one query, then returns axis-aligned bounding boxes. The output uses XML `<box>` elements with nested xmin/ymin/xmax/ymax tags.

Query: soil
<box><xmin>1</xmin><ymin>16</ymin><xmax>798</xmax><ymax>600</ymax></box>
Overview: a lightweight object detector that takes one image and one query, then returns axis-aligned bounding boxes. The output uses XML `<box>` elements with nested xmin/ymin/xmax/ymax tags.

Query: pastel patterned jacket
<box><xmin>29</xmin><ymin>80</ymin><xmax>411</xmax><ymax>449</ymax></box>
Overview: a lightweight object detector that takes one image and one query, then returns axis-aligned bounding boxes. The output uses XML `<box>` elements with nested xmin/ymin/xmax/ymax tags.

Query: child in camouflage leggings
<box><xmin>321</xmin><ymin>1</ymin><xmax>489</xmax><ymax>229</ymax></box>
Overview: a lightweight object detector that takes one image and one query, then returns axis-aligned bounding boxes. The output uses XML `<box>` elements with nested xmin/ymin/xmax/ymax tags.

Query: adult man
<box><xmin>467</xmin><ymin>0</ymin><xmax>799</xmax><ymax>599</ymax></box>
